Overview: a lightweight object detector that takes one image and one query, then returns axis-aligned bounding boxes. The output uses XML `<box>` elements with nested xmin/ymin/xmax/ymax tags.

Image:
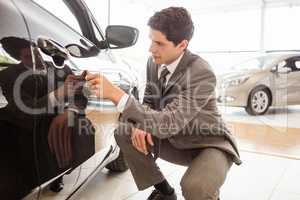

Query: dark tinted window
<box><xmin>291</xmin><ymin>57</ymin><xmax>300</xmax><ymax>71</ymax></box>
<box><xmin>15</xmin><ymin>0</ymin><xmax>96</xmax><ymax>58</ymax></box>
<box><xmin>32</xmin><ymin>0</ymin><xmax>82</xmax><ymax>35</ymax></box>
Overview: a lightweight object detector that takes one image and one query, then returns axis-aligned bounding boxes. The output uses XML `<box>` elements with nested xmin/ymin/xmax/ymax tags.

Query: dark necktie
<box><xmin>154</xmin><ymin>66</ymin><xmax>169</xmax><ymax>159</ymax></box>
<box><xmin>158</xmin><ymin>66</ymin><xmax>170</xmax><ymax>95</ymax></box>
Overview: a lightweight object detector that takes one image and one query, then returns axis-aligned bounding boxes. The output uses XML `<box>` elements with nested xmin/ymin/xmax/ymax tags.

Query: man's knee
<box><xmin>180</xmin><ymin>175</ymin><xmax>219</xmax><ymax>200</ymax></box>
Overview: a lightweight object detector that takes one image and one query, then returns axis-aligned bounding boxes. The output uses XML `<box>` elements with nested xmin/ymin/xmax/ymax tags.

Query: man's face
<box><xmin>148</xmin><ymin>28</ymin><xmax>187</xmax><ymax>65</ymax></box>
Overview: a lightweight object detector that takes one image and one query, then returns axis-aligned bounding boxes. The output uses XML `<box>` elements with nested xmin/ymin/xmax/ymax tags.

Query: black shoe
<box><xmin>49</xmin><ymin>177</ymin><xmax>64</xmax><ymax>193</ymax></box>
<box><xmin>147</xmin><ymin>189</ymin><xmax>177</xmax><ymax>200</ymax></box>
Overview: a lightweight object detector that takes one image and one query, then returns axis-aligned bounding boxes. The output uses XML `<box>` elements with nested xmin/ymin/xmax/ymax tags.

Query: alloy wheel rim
<box><xmin>252</xmin><ymin>90</ymin><xmax>269</xmax><ymax>113</ymax></box>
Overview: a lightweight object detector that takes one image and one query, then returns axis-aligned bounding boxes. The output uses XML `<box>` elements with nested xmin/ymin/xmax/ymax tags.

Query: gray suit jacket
<box><xmin>121</xmin><ymin>50</ymin><xmax>241</xmax><ymax>165</ymax></box>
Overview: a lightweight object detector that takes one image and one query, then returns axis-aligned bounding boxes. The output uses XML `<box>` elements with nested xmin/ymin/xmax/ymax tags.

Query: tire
<box><xmin>245</xmin><ymin>87</ymin><xmax>271</xmax><ymax>115</ymax></box>
<box><xmin>105</xmin><ymin>150</ymin><xmax>128</xmax><ymax>172</ymax></box>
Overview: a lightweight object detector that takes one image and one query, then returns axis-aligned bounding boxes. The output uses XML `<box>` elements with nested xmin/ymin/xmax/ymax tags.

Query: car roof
<box><xmin>263</xmin><ymin>52</ymin><xmax>300</xmax><ymax>59</ymax></box>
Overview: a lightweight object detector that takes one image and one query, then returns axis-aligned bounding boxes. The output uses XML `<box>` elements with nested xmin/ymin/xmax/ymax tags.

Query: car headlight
<box><xmin>221</xmin><ymin>76</ymin><xmax>249</xmax><ymax>88</ymax></box>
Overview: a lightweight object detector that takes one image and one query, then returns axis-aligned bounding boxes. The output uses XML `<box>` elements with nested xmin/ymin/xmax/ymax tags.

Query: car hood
<box><xmin>68</xmin><ymin>53</ymin><xmax>138</xmax><ymax>86</ymax></box>
<box><xmin>218</xmin><ymin>69</ymin><xmax>261</xmax><ymax>82</ymax></box>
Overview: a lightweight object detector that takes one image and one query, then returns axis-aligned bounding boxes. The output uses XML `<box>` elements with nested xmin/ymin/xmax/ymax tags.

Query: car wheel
<box><xmin>246</xmin><ymin>87</ymin><xmax>271</xmax><ymax>115</ymax></box>
<box><xmin>105</xmin><ymin>150</ymin><xmax>128</xmax><ymax>172</ymax></box>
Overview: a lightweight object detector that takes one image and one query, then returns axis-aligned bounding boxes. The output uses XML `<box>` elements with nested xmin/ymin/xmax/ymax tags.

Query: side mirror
<box><xmin>277</xmin><ymin>67</ymin><xmax>292</xmax><ymax>74</ymax></box>
<box><xmin>105</xmin><ymin>25</ymin><xmax>139</xmax><ymax>49</ymax></box>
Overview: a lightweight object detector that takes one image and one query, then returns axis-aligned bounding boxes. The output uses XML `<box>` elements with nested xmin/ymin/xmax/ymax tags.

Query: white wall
<box><xmin>85</xmin><ymin>0</ymin><xmax>300</xmax><ymax>74</ymax></box>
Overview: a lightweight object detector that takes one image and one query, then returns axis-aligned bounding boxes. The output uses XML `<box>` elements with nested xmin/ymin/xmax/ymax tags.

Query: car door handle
<box><xmin>37</xmin><ymin>37</ymin><xmax>69</xmax><ymax>68</ymax></box>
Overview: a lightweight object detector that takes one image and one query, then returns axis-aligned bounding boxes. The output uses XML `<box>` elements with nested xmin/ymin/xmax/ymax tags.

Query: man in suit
<box><xmin>86</xmin><ymin>7</ymin><xmax>241</xmax><ymax>200</ymax></box>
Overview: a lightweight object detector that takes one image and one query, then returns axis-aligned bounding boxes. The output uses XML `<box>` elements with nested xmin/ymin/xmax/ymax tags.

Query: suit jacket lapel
<box><xmin>163</xmin><ymin>50</ymin><xmax>192</xmax><ymax>95</ymax></box>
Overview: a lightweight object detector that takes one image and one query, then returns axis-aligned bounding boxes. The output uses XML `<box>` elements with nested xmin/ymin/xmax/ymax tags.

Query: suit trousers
<box><xmin>114</xmin><ymin>124</ymin><xmax>233</xmax><ymax>200</ymax></box>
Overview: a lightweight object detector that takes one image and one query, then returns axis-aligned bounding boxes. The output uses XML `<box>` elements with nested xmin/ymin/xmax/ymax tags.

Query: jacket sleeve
<box><xmin>142</xmin><ymin>58</ymin><xmax>155</xmax><ymax>109</ymax></box>
<box><xmin>121</xmin><ymin>61</ymin><xmax>217</xmax><ymax>139</ymax></box>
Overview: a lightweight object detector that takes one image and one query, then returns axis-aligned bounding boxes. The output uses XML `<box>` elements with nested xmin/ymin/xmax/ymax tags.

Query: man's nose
<box><xmin>148</xmin><ymin>43</ymin><xmax>156</xmax><ymax>53</ymax></box>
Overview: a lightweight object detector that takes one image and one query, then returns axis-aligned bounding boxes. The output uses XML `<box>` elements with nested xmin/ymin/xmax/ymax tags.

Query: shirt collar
<box><xmin>163</xmin><ymin>52</ymin><xmax>184</xmax><ymax>74</ymax></box>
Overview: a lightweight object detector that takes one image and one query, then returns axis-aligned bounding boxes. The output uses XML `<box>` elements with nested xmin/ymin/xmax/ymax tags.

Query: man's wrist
<box><xmin>110</xmin><ymin>85</ymin><xmax>126</xmax><ymax>105</ymax></box>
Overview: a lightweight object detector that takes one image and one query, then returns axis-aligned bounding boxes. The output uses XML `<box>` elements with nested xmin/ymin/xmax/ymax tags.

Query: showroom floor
<box><xmin>222</xmin><ymin>106</ymin><xmax>300</xmax><ymax>160</ymax></box>
<box><xmin>44</xmin><ymin>106</ymin><xmax>300</xmax><ymax>200</ymax></box>
<box><xmin>75</xmin><ymin>151</ymin><xmax>300</xmax><ymax>200</ymax></box>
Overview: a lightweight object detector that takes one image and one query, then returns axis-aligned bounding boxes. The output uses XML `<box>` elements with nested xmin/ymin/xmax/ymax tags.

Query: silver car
<box><xmin>217</xmin><ymin>52</ymin><xmax>300</xmax><ymax>115</ymax></box>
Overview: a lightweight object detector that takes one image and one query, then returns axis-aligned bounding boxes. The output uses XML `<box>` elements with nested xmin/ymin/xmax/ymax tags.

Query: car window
<box><xmin>277</xmin><ymin>60</ymin><xmax>287</xmax><ymax>69</ymax></box>
<box><xmin>84</xmin><ymin>0</ymin><xmax>109</xmax><ymax>31</ymax></box>
<box><xmin>32</xmin><ymin>0</ymin><xmax>82</xmax><ymax>35</ymax></box>
<box><xmin>16</xmin><ymin>0</ymin><xmax>97</xmax><ymax>59</ymax></box>
<box><xmin>282</xmin><ymin>57</ymin><xmax>300</xmax><ymax>72</ymax></box>
<box><xmin>231</xmin><ymin>55</ymin><xmax>280</xmax><ymax>70</ymax></box>
<box><xmin>295</xmin><ymin>60</ymin><xmax>300</xmax><ymax>69</ymax></box>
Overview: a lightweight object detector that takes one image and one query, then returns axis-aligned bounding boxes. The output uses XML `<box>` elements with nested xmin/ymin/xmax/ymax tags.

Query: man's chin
<box><xmin>152</xmin><ymin>57</ymin><xmax>163</xmax><ymax>65</ymax></box>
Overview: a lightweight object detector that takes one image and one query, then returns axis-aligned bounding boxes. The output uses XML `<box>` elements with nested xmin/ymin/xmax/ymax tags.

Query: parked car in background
<box><xmin>0</xmin><ymin>0</ymin><xmax>139</xmax><ymax>199</ymax></box>
<box><xmin>217</xmin><ymin>52</ymin><xmax>300</xmax><ymax>115</ymax></box>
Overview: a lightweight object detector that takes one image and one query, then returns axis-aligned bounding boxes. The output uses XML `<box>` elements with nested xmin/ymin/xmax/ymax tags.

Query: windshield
<box><xmin>32</xmin><ymin>0</ymin><xmax>82</xmax><ymax>34</ymax></box>
<box><xmin>231</xmin><ymin>55</ymin><xmax>280</xmax><ymax>70</ymax></box>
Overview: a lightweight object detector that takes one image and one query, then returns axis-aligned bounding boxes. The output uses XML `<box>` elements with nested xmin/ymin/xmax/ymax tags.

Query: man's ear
<box><xmin>177</xmin><ymin>40</ymin><xmax>189</xmax><ymax>51</ymax></box>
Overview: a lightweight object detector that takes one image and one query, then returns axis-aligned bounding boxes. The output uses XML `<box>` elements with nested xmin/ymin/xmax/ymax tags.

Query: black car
<box><xmin>0</xmin><ymin>0</ymin><xmax>139</xmax><ymax>199</ymax></box>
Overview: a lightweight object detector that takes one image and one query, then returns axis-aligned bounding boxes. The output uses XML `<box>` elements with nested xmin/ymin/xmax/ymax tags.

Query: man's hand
<box><xmin>48</xmin><ymin>110</ymin><xmax>74</xmax><ymax>168</ymax></box>
<box><xmin>55</xmin><ymin>74</ymin><xmax>84</xmax><ymax>102</ymax></box>
<box><xmin>85</xmin><ymin>72</ymin><xmax>125</xmax><ymax>105</ymax></box>
<box><xmin>131</xmin><ymin>128</ymin><xmax>154</xmax><ymax>155</ymax></box>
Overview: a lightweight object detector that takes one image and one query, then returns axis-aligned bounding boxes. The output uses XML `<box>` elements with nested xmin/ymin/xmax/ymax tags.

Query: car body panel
<box><xmin>0</xmin><ymin>0</ymin><xmax>138</xmax><ymax>199</ymax></box>
<box><xmin>217</xmin><ymin>53</ymin><xmax>300</xmax><ymax>110</ymax></box>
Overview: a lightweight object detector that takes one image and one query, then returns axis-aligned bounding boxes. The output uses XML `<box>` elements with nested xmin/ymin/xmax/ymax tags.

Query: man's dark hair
<box><xmin>147</xmin><ymin>7</ymin><xmax>194</xmax><ymax>46</ymax></box>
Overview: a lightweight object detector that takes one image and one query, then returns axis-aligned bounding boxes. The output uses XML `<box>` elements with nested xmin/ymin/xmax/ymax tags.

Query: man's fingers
<box><xmin>66</xmin><ymin>75</ymin><xmax>80</xmax><ymax>83</ymax></box>
<box><xmin>132</xmin><ymin>136</ymin><xmax>144</xmax><ymax>154</ymax></box>
<box><xmin>132</xmin><ymin>128</ymin><xmax>149</xmax><ymax>155</ymax></box>
<box><xmin>138</xmin><ymin>132</ymin><xmax>148</xmax><ymax>154</ymax></box>
<box><xmin>85</xmin><ymin>73</ymin><xmax>99</xmax><ymax>81</ymax></box>
<box><xmin>131</xmin><ymin>137</ymin><xmax>139</xmax><ymax>151</ymax></box>
<box><xmin>91</xmin><ymin>85</ymin><xmax>100</xmax><ymax>90</ymax></box>
<box><xmin>134</xmin><ymin>133</ymin><xmax>142</xmax><ymax>150</ymax></box>
<box><xmin>146</xmin><ymin>133</ymin><xmax>154</xmax><ymax>146</ymax></box>
<box><xmin>88</xmin><ymin>78</ymin><xmax>100</xmax><ymax>86</ymax></box>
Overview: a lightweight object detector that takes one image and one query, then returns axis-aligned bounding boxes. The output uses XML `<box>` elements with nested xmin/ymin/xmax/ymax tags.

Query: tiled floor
<box><xmin>76</xmin><ymin>151</ymin><xmax>300</xmax><ymax>200</ymax></box>
<box><xmin>41</xmin><ymin>107</ymin><xmax>300</xmax><ymax>200</ymax></box>
<box><xmin>222</xmin><ymin>106</ymin><xmax>300</xmax><ymax>160</ymax></box>
<box><xmin>74</xmin><ymin>107</ymin><xmax>300</xmax><ymax>200</ymax></box>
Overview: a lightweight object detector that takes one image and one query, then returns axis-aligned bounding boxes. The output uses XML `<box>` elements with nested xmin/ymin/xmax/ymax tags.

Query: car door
<box><xmin>0</xmin><ymin>0</ymin><xmax>40</xmax><ymax>199</ymax></box>
<box><xmin>274</xmin><ymin>56</ymin><xmax>300</xmax><ymax>106</ymax></box>
<box><xmin>12</xmin><ymin>0</ymin><xmax>118</xmax><ymax>199</ymax></box>
<box><xmin>285</xmin><ymin>57</ymin><xmax>300</xmax><ymax>105</ymax></box>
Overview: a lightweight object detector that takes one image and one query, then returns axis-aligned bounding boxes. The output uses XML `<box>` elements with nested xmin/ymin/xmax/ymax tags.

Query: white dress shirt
<box><xmin>116</xmin><ymin>53</ymin><xmax>184</xmax><ymax>113</ymax></box>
